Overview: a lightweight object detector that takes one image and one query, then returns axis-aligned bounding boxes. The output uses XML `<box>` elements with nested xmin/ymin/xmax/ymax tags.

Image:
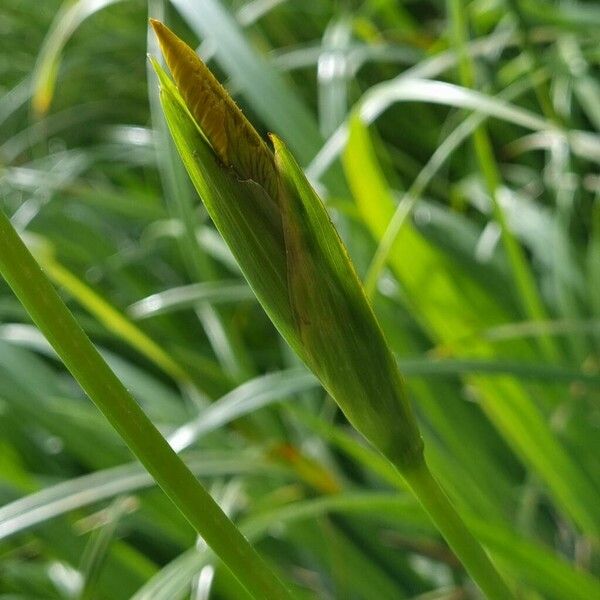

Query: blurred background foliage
<box><xmin>0</xmin><ymin>0</ymin><xmax>599</xmax><ymax>598</ymax></box>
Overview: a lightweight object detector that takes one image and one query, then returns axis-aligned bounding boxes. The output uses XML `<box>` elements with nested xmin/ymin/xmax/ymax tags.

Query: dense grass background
<box><xmin>1</xmin><ymin>0</ymin><xmax>599</xmax><ymax>598</ymax></box>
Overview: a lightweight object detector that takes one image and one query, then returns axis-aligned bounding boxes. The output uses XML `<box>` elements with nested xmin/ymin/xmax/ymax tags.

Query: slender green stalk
<box><xmin>402</xmin><ymin>459</ymin><xmax>514</xmax><ymax>600</ymax></box>
<box><xmin>0</xmin><ymin>209</ymin><xmax>294</xmax><ymax>600</ymax></box>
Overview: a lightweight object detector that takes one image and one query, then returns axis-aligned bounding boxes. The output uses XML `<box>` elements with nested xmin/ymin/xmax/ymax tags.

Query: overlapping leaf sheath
<box><xmin>151</xmin><ymin>20</ymin><xmax>424</xmax><ymax>470</ymax></box>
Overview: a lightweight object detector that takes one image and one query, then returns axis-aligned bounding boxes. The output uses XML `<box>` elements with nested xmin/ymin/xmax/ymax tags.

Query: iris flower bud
<box><xmin>150</xmin><ymin>19</ymin><xmax>424</xmax><ymax>471</ymax></box>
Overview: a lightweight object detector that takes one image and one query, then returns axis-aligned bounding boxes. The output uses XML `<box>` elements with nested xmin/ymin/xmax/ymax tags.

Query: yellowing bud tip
<box><xmin>149</xmin><ymin>19</ymin><xmax>278</xmax><ymax>199</ymax></box>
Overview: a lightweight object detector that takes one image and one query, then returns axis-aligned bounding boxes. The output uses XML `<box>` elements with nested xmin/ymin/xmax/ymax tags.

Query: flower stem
<box><xmin>0</xmin><ymin>209</ymin><xmax>293</xmax><ymax>600</ymax></box>
<box><xmin>402</xmin><ymin>458</ymin><xmax>514</xmax><ymax>600</ymax></box>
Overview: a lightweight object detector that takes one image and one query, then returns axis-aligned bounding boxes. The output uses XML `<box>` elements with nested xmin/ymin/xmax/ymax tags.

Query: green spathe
<box><xmin>154</xmin><ymin>60</ymin><xmax>301</xmax><ymax>357</ymax></box>
<box><xmin>153</xmin><ymin>56</ymin><xmax>423</xmax><ymax>471</ymax></box>
<box><xmin>273</xmin><ymin>135</ymin><xmax>424</xmax><ymax>469</ymax></box>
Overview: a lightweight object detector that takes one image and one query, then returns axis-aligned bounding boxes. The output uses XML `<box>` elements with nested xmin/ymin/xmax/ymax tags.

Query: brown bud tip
<box><xmin>149</xmin><ymin>19</ymin><xmax>278</xmax><ymax>199</ymax></box>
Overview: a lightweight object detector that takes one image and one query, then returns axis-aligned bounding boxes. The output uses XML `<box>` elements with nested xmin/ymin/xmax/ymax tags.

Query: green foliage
<box><xmin>0</xmin><ymin>0</ymin><xmax>599</xmax><ymax>598</ymax></box>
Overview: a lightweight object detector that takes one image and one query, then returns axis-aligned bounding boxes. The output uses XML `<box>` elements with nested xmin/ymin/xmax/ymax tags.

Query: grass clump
<box><xmin>0</xmin><ymin>1</ymin><xmax>599</xmax><ymax>599</ymax></box>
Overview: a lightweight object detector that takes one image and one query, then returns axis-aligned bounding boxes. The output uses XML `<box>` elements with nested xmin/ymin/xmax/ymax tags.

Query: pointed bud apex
<box><xmin>150</xmin><ymin>19</ymin><xmax>278</xmax><ymax>199</ymax></box>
